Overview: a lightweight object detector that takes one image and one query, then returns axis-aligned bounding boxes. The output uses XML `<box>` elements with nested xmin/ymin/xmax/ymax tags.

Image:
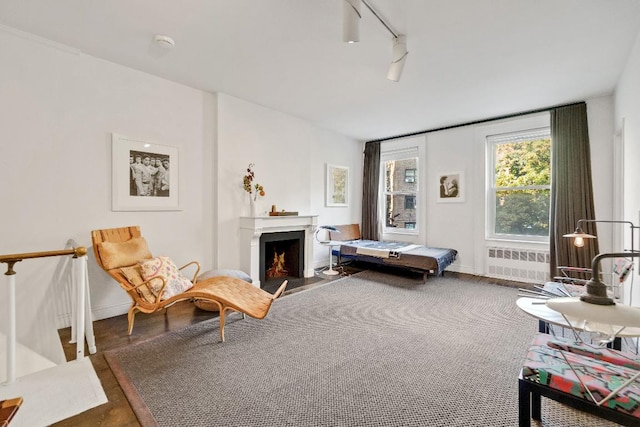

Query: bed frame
<box><xmin>328</xmin><ymin>224</ymin><xmax>458</xmax><ymax>281</ymax></box>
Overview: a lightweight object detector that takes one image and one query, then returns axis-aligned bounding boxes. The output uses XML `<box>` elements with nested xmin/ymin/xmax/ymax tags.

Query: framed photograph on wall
<box><xmin>112</xmin><ymin>133</ymin><xmax>182</xmax><ymax>211</ymax></box>
<box><xmin>326</xmin><ymin>164</ymin><xmax>349</xmax><ymax>207</ymax></box>
<box><xmin>437</xmin><ymin>171</ymin><xmax>465</xmax><ymax>203</ymax></box>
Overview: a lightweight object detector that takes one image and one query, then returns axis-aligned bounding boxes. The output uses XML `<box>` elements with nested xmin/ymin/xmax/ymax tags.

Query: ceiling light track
<box><xmin>343</xmin><ymin>0</ymin><xmax>409</xmax><ymax>82</ymax></box>
<box><xmin>361</xmin><ymin>0</ymin><xmax>397</xmax><ymax>39</ymax></box>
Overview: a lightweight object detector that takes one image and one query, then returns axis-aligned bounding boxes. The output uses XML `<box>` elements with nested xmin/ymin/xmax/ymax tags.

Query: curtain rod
<box><xmin>366</xmin><ymin>100</ymin><xmax>585</xmax><ymax>143</ymax></box>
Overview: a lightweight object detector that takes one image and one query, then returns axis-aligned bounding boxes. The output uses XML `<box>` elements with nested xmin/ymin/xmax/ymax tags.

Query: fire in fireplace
<box><xmin>266</xmin><ymin>250</ymin><xmax>288</xmax><ymax>279</ymax></box>
<box><xmin>259</xmin><ymin>230</ymin><xmax>304</xmax><ymax>286</ymax></box>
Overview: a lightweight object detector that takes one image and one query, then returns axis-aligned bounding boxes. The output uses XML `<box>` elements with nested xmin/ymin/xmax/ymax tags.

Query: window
<box><xmin>488</xmin><ymin>127</ymin><xmax>551</xmax><ymax>241</ymax></box>
<box><xmin>383</xmin><ymin>151</ymin><xmax>418</xmax><ymax>231</ymax></box>
<box><xmin>404</xmin><ymin>195</ymin><xmax>416</xmax><ymax>209</ymax></box>
<box><xmin>405</xmin><ymin>169</ymin><xmax>416</xmax><ymax>183</ymax></box>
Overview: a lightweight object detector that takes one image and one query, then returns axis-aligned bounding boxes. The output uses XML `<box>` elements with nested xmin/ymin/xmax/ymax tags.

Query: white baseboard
<box><xmin>56</xmin><ymin>302</ymin><xmax>131</xmax><ymax>329</ymax></box>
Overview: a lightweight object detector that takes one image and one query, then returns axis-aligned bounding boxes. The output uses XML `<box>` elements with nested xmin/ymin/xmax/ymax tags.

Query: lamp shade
<box><xmin>547</xmin><ymin>297</ymin><xmax>640</xmax><ymax>328</ymax></box>
<box><xmin>387</xmin><ymin>35</ymin><xmax>408</xmax><ymax>82</ymax></box>
<box><xmin>343</xmin><ymin>0</ymin><xmax>361</xmax><ymax>43</ymax></box>
<box><xmin>315</xmin><ymin>225</ymin><xmax>339</xmax><ymax>243</ymax></box>
<box><xmin>563</xmin><ymin>227</ymin><xmax>596</xmax><ymax>248</ymax></box>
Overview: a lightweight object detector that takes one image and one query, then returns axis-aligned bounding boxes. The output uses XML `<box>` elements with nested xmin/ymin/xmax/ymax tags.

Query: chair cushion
<box><xmin>194</xmin><ymin>269</ymin><xmax>251</xmax><ymax>311</ymax></box>
<box><xmin>522</xmin><ymin>333</ymin><xmax>640</xmax><ymax>417</ymax></box>
<box><xmin>546</xmin><ymin>338</ymin><xmax>640</xmax><ymax>371</ymax></box>
<box><xmin>97</xmin><ymin>237</ymin><xmax>152</xmax><ymax>270</ymax></box>
<box><xmin>139</xmin><ymin>256</ymin><xmax>193</xmax><ymax>300</ymax></box>
<box><xmin>198</xmin><ymin>269</ymin><xmax>252</xmax><ymax>283</ymax></box>
<box><xmin>120</xmin><ymin>265</ymin><xmax>157</xmax><ymax>304</ymax></box>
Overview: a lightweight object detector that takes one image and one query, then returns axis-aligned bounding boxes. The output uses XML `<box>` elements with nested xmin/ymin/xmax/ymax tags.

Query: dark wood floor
<box><xmin>51</xmin><ymin>265</ymin><xmax>526</xmax><ymax>426</ymax></box>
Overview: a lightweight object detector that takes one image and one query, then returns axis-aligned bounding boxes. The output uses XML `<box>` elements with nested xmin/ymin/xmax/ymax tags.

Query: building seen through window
<box><xmin>384</xmin><ymin>157</ymin><xmax>418</xmax><ymax>230</ymax></box>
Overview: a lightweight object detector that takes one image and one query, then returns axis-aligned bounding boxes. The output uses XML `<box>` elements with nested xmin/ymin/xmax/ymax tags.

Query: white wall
<box><xmin>0</xmin><ymin>27</ymin><xmax>362</xmax><ymax>372</ymax></box>
<box><xmin>215</xmin><ymin>94</ymin><xmax>362</xmax><ymax>271</ymax></box>
<box><xmin>0</xmin><ymin>27</ymin><xmax>214</xmax><ymax>367</ymax></box>
<box><xmin>615</xmin><ymin>29</ymin><xmax>640</xmax><ymax>304</ymax></box>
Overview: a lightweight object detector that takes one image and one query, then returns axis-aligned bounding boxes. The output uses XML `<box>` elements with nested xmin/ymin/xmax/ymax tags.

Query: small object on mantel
<box><xmin>269</xmin><ymin>210</ymin><xmax>298</xmax><ymax>216</ymax></box>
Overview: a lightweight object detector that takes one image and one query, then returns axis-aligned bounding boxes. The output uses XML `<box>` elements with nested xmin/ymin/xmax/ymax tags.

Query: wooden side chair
<box><xmin>0</xmin><ymin>397</ymin><xmax>22</xmax><ymax>426</ymax></box>
<box><xmin>91</xmin><ymin>226</ymin><xmax>287</xmax><ymax>342</ymax></box>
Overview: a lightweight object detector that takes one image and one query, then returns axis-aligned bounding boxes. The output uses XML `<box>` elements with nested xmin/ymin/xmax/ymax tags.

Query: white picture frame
<box><xmin>326</xmin><ymin>164</ymin><xmax>349</xmax><ymax>207</ymax></box>
<box><xmin>112</xmin><ymin>133</ymin><xmax>181</xmax><ymax>211</ymax></box>
<box><xmin>437</xmin><ymin>171</ymin><xmax>465</xmax><ymax>203</ymax></box>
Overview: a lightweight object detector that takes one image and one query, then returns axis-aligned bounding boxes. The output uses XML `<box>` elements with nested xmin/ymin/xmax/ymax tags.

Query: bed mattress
<box><xmin>334</xmin><ymin>239</ymin><xmax>458</xmax><ymax>276</ymax></box>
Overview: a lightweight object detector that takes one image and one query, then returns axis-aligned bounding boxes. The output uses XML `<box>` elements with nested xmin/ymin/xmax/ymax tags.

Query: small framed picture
<box><xmin>112</xmin><ymin>133</ymin><xmax>181</xmax><ymax>211</ymax></box>
<box><xmin>326</xmin><ymin>164</ymin><xmax>349</xmax><ymax>207</ymax></box>
<box><xmin>437</xmin><ymin>171</ymin><xmax>465</xmax><ymax>203</ymax></box>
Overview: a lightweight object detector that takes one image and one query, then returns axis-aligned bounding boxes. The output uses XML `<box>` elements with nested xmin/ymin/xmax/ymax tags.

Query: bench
<box><xmin>519</xmin><ymin>332</ymin><xmax>640</xmax><ymax>426</ymax></box>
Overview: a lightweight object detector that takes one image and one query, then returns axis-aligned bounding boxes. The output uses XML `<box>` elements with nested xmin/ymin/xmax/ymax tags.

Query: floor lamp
<box><xmin>315</xmin><ymin>225</ymin><xmax>340</xmax><ymax>276</ymax></box>
<box><xmin>563</xmin><ymin>219</ymin><xmax>640</xmax><ymax>304</ymax></box>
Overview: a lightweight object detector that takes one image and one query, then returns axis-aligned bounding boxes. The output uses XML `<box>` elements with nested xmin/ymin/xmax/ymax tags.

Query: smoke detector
<box><xmin>154</xmin><ymin>35</ymin><xmax>175</xmax><ymax>49</ymax></box>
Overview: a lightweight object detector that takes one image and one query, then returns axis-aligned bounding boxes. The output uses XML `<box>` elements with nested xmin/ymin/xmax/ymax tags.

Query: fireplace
<box><xmin>239</xmin><ymin>215</ymin><xmax>317</xmax><ymax>288</ymax></box>
<box><xmin>260</xmin><ymin>231</ymin><xmax>304</xmax><ymax>286</ymax></box>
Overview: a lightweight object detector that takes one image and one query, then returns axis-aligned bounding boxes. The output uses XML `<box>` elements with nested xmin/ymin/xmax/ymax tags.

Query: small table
<box><xmin>320</xmin><ymin>241</ymin><xmax>341</xmax><ymax>276</ymax></box>
<box><xmin>516</xmin><ymin>297</ymin><xmax>640</xmax><ymax>350</ymax></box>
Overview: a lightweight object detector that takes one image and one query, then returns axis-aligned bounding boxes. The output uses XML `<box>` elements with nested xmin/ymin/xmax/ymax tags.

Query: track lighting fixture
<box><xmin>343</xmin><ymin>0</ymin><xmax>409</xmax><ymax>82</ymax></box>
<box><xmin>343</xmin><ymin>0</ymin><xmax>361</xmax><ymax>43</ymax></box>
<box><xmin>387</xmin><ymin>35</ymin><xmax>408</xmax><ymax>82</ymax></box>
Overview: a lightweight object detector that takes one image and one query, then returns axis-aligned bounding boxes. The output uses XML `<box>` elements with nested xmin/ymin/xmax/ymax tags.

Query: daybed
<box><xmin>328</xmin><ymin>224</ymin><xmax>458</xmax><ymax>280</ymax></box>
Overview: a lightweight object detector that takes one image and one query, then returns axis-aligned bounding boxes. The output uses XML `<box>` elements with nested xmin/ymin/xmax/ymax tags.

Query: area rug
<box><xmin>105</xmin><ymin>271</ymin><xmax>618</xmax><ymax>426</ymax></box>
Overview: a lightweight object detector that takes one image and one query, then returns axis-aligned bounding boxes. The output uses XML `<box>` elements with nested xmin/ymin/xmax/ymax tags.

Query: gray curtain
<box><xmin>549</xmin><ymin>102</ymin><xmax>599</xmax><ymax>278</ymax></box>
<box><xmin>361</xmin><ymin>141</ymin><xmax>380</xmax><ymax>240</ymax></box>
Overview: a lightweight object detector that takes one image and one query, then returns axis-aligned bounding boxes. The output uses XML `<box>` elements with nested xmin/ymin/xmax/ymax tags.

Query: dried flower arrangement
<box><xmin>243</xmin><ymin>163</ymin><xmax>265</xmax><ymax>201</ymax></box>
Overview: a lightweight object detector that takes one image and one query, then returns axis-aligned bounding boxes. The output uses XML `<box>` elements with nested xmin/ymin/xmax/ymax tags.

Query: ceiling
<box><xmin>1</xmin><ymin>0</ymin><xmax>639</xmax><ymax>141</ymax></box>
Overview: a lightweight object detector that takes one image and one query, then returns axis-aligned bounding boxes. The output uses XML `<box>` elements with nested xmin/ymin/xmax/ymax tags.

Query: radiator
<box><xmin>486</xmin><ymin>247</ymin><xmax>550</xmax><ymax>283</ymax></box>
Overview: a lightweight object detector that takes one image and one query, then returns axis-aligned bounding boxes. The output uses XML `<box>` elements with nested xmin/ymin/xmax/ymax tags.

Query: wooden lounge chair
<box><xmin>91</xmin><ymin>226</ymin><xmax>287</xmax><ymax>342</ymax></box>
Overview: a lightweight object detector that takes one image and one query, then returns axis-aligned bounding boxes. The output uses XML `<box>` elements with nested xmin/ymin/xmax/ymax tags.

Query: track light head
<box><xmin>343</xmin><ymin>0</ymin><xmax>361</xmax><ymax>43</ymax></box>
<box><xmin>387</xmin><ymin>35</ymin><xmax>408</xmax><ymax>82</ymax></box>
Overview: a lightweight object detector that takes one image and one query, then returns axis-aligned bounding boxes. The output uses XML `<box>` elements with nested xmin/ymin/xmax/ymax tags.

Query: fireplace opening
<box><xmin>260</xmin><ymin>231</ymin><xmax>304</xmax><ymax>289</ymax></box>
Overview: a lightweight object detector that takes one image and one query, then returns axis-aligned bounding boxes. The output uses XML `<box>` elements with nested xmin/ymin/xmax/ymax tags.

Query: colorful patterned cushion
<box><xmin>546</xmin><ymin>338</ymin><xmax>640</xmax><ymax>371</ymax></box>
<box><xmin>522</xmin><ymin>333</ymin><xmax>640</xmax><ymax>418</ymax></box>
<box><xmin>120</xmin><ymin>265</ymin><xmax>157</xmax><ymax>304</ymax></box>
<box><xmin>139</xmin><ymin>256</ymin><xmax>193</xmax><ymax>300</ymax></box>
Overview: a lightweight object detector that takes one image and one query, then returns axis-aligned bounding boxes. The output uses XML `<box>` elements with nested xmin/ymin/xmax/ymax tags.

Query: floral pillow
<box><xmin>138</xmin><ymin>256</ymin><xmax>193</xmax><ymax>300</ymax></box>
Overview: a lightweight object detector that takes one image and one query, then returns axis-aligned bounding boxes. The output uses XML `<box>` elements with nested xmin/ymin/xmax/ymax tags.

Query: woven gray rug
<box><xmin>105</xmin><ymin>271</ymin><xmax>622</xmax><ymax>426</ymax></box>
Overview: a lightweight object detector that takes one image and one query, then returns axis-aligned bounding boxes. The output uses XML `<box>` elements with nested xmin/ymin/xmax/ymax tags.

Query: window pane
<box><xmin>385</xmin><ymin>194</ymin><xmax>417</xmax><ymax>229</ymax></box>
<box><xmin>385</xmin><ymin>158</ymin><xmax>418</xmax><ymax>191</ymax></box>
<box><xmin>494</xmin><ymin>138</ymin><xmax>551</xmax><ymax>188</ymax></box>
<box><xmin>495</xmin><ymin>189</ymin><xmax>550</xmax><ymax>236</ymax></box>
<box><xmin>405</xmin><ymin>169</ymin><xmax>416</xmax><ymax>183</ymax></box>
<box><xmin>384</xmin><ymin>156</ymin><xmax>418</xmax><ymax>231</ymax></box>
<box><xmin>404</xmin><ymin>195</ymin><xmax>416</xmax><ymax>209</ymax></box>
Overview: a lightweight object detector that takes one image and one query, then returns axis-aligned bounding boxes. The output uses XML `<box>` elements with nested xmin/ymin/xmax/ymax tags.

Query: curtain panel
<box><xmin>549</xmin><ymin>102</ymin><xmax>599</xmax><ymax>278</ymax></box>
<box><xmin>361</xmin><ymin>141</ymin><xmax>380</xmax><ymax>240</ymax></box>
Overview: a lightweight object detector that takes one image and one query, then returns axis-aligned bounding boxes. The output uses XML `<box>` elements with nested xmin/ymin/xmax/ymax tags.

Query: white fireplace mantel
<box><xmin>239</xmin><ymin>215</ymin><xmax>318</xmax><ymax>287</ymax></box>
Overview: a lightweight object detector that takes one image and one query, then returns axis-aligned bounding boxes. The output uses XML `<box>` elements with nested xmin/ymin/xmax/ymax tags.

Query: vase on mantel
<box><xmin>249</xmin><ymin>197</ymin><xmax>257</xmax><ymax>217</ymax></box>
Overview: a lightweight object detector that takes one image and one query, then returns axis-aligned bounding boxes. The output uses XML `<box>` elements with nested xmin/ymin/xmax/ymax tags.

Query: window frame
<box><xmin>486</xmin><ymin>125</ymin><xmax>551</xmax><ymax>243</ymax></box>
<box><xmin>380</xmin><ymin>147</ymin><xmax>420</xmax><ymax>236</ymax></box>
